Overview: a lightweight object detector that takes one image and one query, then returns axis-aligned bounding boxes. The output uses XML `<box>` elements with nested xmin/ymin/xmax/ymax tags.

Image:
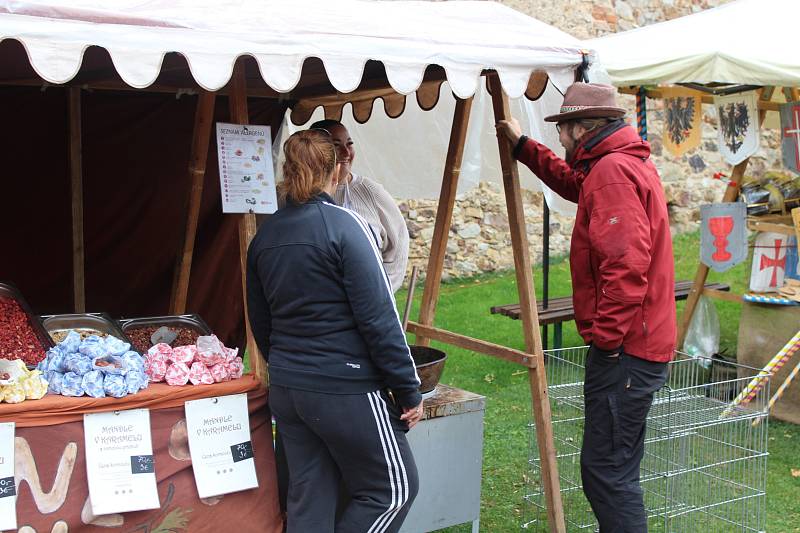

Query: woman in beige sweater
<box><xmin>310</xmin><ymin>119</ymin><xmax>410</xmax><ymax>293</ymax></box>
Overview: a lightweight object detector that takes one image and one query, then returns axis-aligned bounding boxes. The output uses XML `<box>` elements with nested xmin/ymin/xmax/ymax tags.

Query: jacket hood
<box><xmin>570</xmin><ymin>121</ymin><xmax>651</xmax><ymax>166</ymax></box>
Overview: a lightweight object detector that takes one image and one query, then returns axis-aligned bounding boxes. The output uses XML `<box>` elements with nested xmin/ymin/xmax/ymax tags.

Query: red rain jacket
<box><xmin>515</xmin><ymin>122</ymin><xmax>676</xmax><ymax>362</ymax></box>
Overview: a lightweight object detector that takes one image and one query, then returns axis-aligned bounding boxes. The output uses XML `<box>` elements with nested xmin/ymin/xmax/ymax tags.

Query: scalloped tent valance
<box><xmin>0</xmin><ymin>0</ymin><xmax>590</xmax><ymax>119</ymax></box>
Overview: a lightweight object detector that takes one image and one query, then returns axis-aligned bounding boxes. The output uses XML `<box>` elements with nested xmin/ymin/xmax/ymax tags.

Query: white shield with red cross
<box><xmin>700</xmin><ymin>202</ymin><xmax>747</xmax><ymax>272</ymax></box>
<box><xmin>780</xmin><ymin>102</ymin><xmax>800</xmax><ymax>175</ymax></box>
<box><xmin>750</xmin><ymin>232</ymin><xmax>789</xmax><ymax>292</ymax></box>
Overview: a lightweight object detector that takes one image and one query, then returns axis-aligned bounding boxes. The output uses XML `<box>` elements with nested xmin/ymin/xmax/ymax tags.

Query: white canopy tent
<box><xmin>2</xmin><ymin>0</ymin><xmax>587</xmax><ymax>215</ymax></box>
<box><xmin>1</xmin><ymin>0</ymin><xmax>588</xmax><ymax>97</ymax></box>
<box><xmin>1</xmin><ymin>3</ymin><xmax>595</xmax><ymax>530</ymax></box>
<box><xmin>586</xmin><ymin>0</ymin><xmax>800</xmax><ymax>87</ymax></box>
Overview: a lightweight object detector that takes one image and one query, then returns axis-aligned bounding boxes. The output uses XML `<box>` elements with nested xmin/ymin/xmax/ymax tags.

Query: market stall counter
<box><xmin>1</xmin><ymin>375</ymin><xmax>283</xmax><ymax>532</ymax></box>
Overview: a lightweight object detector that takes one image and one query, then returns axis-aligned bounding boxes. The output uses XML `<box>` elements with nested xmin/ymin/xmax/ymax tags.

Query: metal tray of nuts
<box><xmin>118</xmin><ymin>314</ymin><xmax>213</xmax><ymax>354</ymax></box>
<box><xmin>0</xmin><ymin>281</ymin><xmax>54</xmax><ymax>366</ymax></box>
<box><xmin>41</xmin><ymin>313</ymin><xmax>132</xmax><ymax>345</ymax></box>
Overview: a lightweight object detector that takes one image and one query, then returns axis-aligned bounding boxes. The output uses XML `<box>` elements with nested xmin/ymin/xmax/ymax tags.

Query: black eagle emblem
<box><xmin>665</xmin><ymin>97</ymin><xmax>696</xmax><ymax>145</ymax></box>
<box><xmin>718</xmin><ymin>101</ymin><xmax>751</xmax><ymax>154</ymax></box>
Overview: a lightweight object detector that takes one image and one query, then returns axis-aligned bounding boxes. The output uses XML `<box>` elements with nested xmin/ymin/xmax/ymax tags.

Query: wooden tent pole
<box><xmin>487</xmin><ymin>74</ymin><xmax>565</xmax><ymax>533</ymax></box>
<box><xmin>677</xmin><ymin>87</ymin><xmax>774</xmax><ymax>347</ymax></box>
<box><xmin>415</xmin><ymin>96</ymin><xmax>473</xmax><ymax>345</ymax></box>
<box><xmin>68</xmin><ymin>87</ymin><xmax>85</xmax><ymax>313</ymax></box>
<box><xmin>170</xmin><ymin>91</ymin><xmax>216</xmax><ymax>315</ymax></box>
<box><xmin>228</xmin><ymin>61</ymin><xmax>266</xmax><ymax>382</ymax></box>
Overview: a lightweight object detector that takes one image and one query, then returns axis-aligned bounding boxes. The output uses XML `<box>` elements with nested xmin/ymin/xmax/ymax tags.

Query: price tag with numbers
<box><xmin>185</xmin><ymin>394</ymin><xmax>259</xmax><ymax>498</ymax></box>
<box><xmin>84</xmin><ymin>409</ymin><xmax>160</xmax><ymax>515</ymax></box>
<box><xmin>0</xmin><ymin>423</ymin><xmax>15</xmax><ymax>531</ymax></box>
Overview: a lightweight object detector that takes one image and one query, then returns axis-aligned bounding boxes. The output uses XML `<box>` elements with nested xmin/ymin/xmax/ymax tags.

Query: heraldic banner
<box><xmin>661</xmin><ymin>87</ymin><xmax>703</xmax><ymax>157</ymax></box>
<box><xmin>750</xmin><ymin>232</ymin><xmax>792</xmax><ymax>292</ymax></box>
<box><xmin>715</xmin><ymin>91</ymin><xmax>760</xmax><ymax>166</ymax></box>
<box><xmin>780</xmin><ymin>101</ymin><xmax>800</xmax><ymax>175</ymax></box>
<box><xmin>700</xmin><ymin>202</ymin><xmax>747</xmax><ymax>272</ymax></box>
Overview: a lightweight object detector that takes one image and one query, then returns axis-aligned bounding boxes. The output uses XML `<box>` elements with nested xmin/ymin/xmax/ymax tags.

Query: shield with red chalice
<box><xmin>700</xmin><ymin>202</ymin><xmax>747</xmax><ymax>272</ymax></box>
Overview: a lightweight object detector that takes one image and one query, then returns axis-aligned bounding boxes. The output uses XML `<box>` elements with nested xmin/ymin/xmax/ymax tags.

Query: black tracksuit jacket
<box><xmin>246</xmin><ymin>192</ymin><xmax>421</xmax><ymax>409</ymax></box>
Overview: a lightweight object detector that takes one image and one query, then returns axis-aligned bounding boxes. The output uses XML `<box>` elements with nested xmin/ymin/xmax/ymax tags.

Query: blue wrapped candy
<box><xmin>47</xmin><ymin>349</ymin><xmax>67</xmax><ymax>374</ymax></box>
<box><xmin>82</xmin><ymin>370</ymin><xmax>106</xmax><ymax>398</ymax></box>
<box><xmin>79</xmin><ymin>336</ymin><xmax>106</xmax><ymax>359</ymax></box>
<box><xmin>103</xmin><ymin>374</ymin><xmax>127</xmax><ymax>398</ymax></box>
<box><xmin>61</xmin><ymin>372</ymin><xmax>85</xmax><ymax>397</ymax></box>
<box><xmin>47</xmin><ymin>371</ymin><xmax>64</xmax><ymax>394</ymax></box>
<box><xmin>61</xmin><ymin>330</ymin><xmax>81</xmax><ymax>353</ymax></box>
<box><xmin>124</xmin><ymin>370</ymin><xmax>147</xmax><ymax>394</ymax></box>
<box><xmin>64</xmin><ymin>353</ymin><xmax>92</xmax><ymax>375</ymax></box>
<box><xmin>121</xmin><ymin>351</ymin><xmax>145</xmax><ymax>373</ymax></box>
<box><xmin>104</xmin><ymin>336</ymin><xmax>131</xmax><ymax>357</ymax></box>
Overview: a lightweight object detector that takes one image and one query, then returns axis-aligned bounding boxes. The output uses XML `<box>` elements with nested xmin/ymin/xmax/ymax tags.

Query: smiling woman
<box><xmin>309</xmin><ymin>119</ymin><xmax>410</xmax><ymax>293</ymax></box>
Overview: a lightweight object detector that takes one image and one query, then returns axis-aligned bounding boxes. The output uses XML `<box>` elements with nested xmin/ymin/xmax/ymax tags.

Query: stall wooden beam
<box><xmin>416</xmin><ymin>96</ymin><xmax>473</xmax><ymax>346</ymax></box>
<box><xmin>228</xmin><ymin>61</ymin><xmax>266</xmax><ymax>382</ymax></box>
<box><xmin>677</xmin><ymin>88</ymin><xmax>774</xmax><ymax>347</ymax></box>
<box><xmin>170</xmin><ymin>90</ymin><xmax>216</xmax><ymax>315</ymax></box>
<box><xmin>620</xmin><ymin>86</ymin><xmax>781</xmax><ymax>112</ymax></box>
<box><xmin>487</xmin><ymin>73</ymin><xmax>565</xmax><ymax>533</ymax></box>
<box><xmin>68</xmin><ymin>87</ymin><xmax>85</xmax><ymax>313</ymax></box>
<box><xmin>407</xmin><ymin>321</ymin><xmax>537</xmax><ymax>368</ymax></box>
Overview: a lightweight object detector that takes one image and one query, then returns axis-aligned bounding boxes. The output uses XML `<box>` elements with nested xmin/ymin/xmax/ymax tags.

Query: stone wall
<box><xmin>397</xmin><ymin>0</ymin><xmax>787</xmax><ymax>281</ymax></box>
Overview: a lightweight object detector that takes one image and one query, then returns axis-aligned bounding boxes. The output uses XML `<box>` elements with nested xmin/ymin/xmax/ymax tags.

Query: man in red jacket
<box><xmin>497</xmin><ymin>82</ymin><xmax>676</xmax><ymax>532</ymax></box>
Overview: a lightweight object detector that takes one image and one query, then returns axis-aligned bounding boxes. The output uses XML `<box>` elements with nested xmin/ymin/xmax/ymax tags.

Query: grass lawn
<box><xmin>395</xmin><ymin>231</ymin><xmax>800</xmax><ymax>532</ymax></box>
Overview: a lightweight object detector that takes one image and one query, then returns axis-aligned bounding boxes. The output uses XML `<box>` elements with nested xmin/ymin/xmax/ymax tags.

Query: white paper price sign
<box><xmin>0</xmin><ymin>423</ymin><xmax>16</xmax><ymax>531</ymax></box>
<box><xmin>185</xmin><ymin>393</ymin><xmax>258</xmax><ymax>498</ymax></box>
<box><xmin>216</xmin><ymin>122</ymin><xmax>278</xmax><ymax>214</ymax></box>
<box><xmin>84</xmin><ymin>409</ymin><xmax>160</xmax><ymax>515</ymax></box>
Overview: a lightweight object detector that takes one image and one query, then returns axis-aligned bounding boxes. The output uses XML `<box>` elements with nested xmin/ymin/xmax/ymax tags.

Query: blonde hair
<box><xmin>279</xmin><ymin>130</ymin><xmax>337</xmax><ymax>204</ymax></box>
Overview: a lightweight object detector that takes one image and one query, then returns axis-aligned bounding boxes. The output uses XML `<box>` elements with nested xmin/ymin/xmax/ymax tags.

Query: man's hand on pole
<box><xmin>495</xmin><ymin>117</ymin><xmax>523</xmax><ymax>146</ymax></box>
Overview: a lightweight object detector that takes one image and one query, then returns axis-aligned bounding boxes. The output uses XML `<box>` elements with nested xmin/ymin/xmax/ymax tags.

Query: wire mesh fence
<box><xmin>523</xmin><ymin>347</ymin><xmax>769</xmax><ymax>532</ymax></box>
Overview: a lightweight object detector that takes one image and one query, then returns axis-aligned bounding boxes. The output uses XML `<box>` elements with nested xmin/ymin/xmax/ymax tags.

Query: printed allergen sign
<box><xmin>185</xmin><ymin>393</ymin><xmax>258</xmax><ymax>498</ymax></box>
<box><xmin>84</xmin><ymin>409</ymin><xmax>160</xmax><ymax>515</ymax></box>
<box><xmin>0</xmin><ymin>423</ymin><xmax>15</xmax><ymax>531</ymax></box>
<box><xmin>216</xmin><ymin>122</ymin><xmax>278</xmax><ymax>214</ymax></box>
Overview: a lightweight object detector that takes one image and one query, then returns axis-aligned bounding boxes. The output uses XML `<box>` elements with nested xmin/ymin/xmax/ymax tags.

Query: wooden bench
<box><xmin>490</xmin><ymin>280</ymin><xmax>731</xmax><ymax>349</ymax></box>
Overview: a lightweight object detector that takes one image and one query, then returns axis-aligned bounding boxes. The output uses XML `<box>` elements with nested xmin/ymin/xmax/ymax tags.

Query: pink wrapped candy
<box><xmin>227</xmin><ymin>357</ymin><xmax>244</xmax><ymax>379</ymax></box>
<box><xmin>210</xmin><ymin>363</ymin><xmax>231</xmax><ymax>383</ymax></box>
<box><xmin>196</xmin><ymin>335</ymin><xmax>227</xmax><ymax>366</ymax></box>
<box><xmin>223</xmin><ymin>346</ymin><xmax>239</xmax><ymax>363</ymax></box>
<box><xmin>189</xmin><ymin>362</ymin><xmax>214</xmax><ymax>386</ymax></box>
<box><xmin>171</xmin><ymin>345</ymin><xmax>197</xmax><ymax>365</ymax></box>
<box><xmin>147</xmin><ymin>343</ymin><xmax>173</xmax><ymax>359</ymax></box>
<box><xmin>165</xmin><ymin>362</ymin><xmax>190</xmax><ymax>386</ymax></box>
<box><xmin>145</xmin><ymin>358</ymin><xmax>168</xmax><ymax>382</ymax></box>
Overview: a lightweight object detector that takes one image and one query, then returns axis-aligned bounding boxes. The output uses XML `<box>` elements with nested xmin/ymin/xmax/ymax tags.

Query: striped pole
<box><xmin>636</xmin><ymin>86</ymin><xmax>647</xmax><ymax>140</ymax></box>
<box><xmin>753</xmin><ymin>359</ymin><xmax>800</xmax><ymax>426</ymax></box>
<box><xmin>722</xmin><ymin>329</ymin><xmax>800</xmax><ymax>417</ymax></box>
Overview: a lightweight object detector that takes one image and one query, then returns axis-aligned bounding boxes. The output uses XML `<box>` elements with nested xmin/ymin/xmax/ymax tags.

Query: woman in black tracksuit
<box><xmin>247</xmin><ymin>130</ymin><xmax>422</xmax><ymax>533</ymax></box>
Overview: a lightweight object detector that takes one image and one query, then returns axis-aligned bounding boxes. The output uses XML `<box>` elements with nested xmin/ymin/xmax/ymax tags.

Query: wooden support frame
<box><xmin>677</xmin><ymin>88</ymin><xmax>775</xmax><ymax>347</ymax></box>
<box><xmin>410</xmin><ymin>74</ymin><xmax>565</xmax><ymax>532</ymax></box>
<box><xmin>170</xmin><ymin>90</ymin><xmax>216</xmax><ymax>315</ymax></box>
<box><xmin>228</xmin><ymin>61</ymin><xmax>266</xmax><ymax>382</ymax></box>
<box><xmin>487</xmin><ymin>74</ymin><xmax>565</xmax><ymax>533</ymax></box>
<box><xmin>68</xmin><ymin>87</ymin><xmax>85</xmax><ymax>313</ymax></box>
<box><xmin>416</xmin><ymin>96</ymin><xmax>473</xmax><ymax>346</ymax></box>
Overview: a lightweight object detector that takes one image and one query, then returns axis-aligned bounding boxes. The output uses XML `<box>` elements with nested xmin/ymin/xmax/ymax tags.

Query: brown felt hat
<box><xmin>544</xmin><ymin>82</ymin><xmax>626</xmax><ymax>123</ymax></box>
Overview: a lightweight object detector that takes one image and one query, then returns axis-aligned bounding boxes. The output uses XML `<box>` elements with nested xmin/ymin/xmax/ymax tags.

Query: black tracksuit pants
<box><xmin>270</xmin><ymin>385</ymin><xmax>418</xmax><ymax>533</ymax></box>
<box><xmin>581</xmin><ymin>350</ymin><xmax>668</xmax><ymax>533</ymax></box>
